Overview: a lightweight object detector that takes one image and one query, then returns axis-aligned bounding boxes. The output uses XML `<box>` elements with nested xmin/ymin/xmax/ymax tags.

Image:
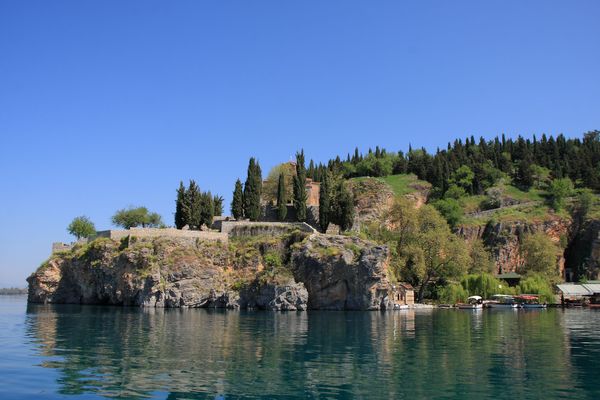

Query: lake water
<box><xmin>1</xmin><ymin>296</ymin><xmax>599</xmax><ymax>399</ymax></box>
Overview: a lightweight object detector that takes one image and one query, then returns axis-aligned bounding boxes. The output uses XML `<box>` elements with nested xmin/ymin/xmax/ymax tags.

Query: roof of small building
<box><xmin>582</xmin><ymin>283</ymin><xmax>600</xmax><ymax>294</ymax></box>
<box><xmin>496</xmin><ymin>272</ymin><xmax>521</xmax><ymax>280</ymax></box>
<box><xmin>557</xmin><ymin>284</ymin><xmax>593</xmax><ymax>296</ymax></box>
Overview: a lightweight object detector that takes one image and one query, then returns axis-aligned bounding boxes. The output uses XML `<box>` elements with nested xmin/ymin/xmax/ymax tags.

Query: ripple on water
<box><xmin>1</xmin><ymin>299</ymin><xmax>600</xmax><ymax>399</ymax></box>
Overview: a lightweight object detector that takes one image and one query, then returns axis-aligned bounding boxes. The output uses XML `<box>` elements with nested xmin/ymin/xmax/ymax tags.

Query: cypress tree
<box><xmin>187</xmin><ymin>180</ymin><xmax>202</xmax><ymax>229</ymax></box>
<box><xmin>319</xmin><ymin>171</ymin><xmax>331</xmax><ymax>232</ymax></box>
<box><xmin>199</xmin><ymin>191</ymin><xmax>214</xmax><ymax>228</ymax></box>
<box><xmin>213</xmin><ymin>195</ymin><xmax>224</xmax><ymax>216</ymax></box>
<box><xmin>293</xmin><ymin>150</ymin><xmax>307</xmax><ymax>221</ymax></box>
<box><xmin>276</xmin><ymin>172</ymin><xmax>287</xmax><ymax>221</ymax></box>
<box><xmin>175</xmin><ymin>181</ymin><xmax>187</xmax><ymax>229</ymax></box>
<box><xmin>231</xmin><ymin>179</ymin><xmax>244</xmax><ymax>220</ymax></box>
<box><xmin>244</xmin><ymin>157</ymin><xmax>262</xmax><ymax>221</ymax></box>
<box><xmin>336</xmin><ymin>181</ymin><xmax>355</xmax><ymax>232</ymax></box>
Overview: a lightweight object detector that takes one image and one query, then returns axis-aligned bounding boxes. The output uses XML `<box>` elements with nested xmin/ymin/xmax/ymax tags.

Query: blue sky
<box><xmin>1</xmin><ymin>1</ymin><xmax>599</xmax><ymax>287</ymax></box>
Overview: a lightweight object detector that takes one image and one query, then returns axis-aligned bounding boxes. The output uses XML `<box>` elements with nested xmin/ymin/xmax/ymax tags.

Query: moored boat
<box><xmin>516</xmin><ymin>294</ymin><xmax>547</xmax><ymax>309</ymax></box>
<box><xmin>457</xmin><ymin>295</ymin><xmax>483</xmax><ymax>309</ymax></box>
<box><xmin>486</xmin><ymin>294</ymin><xmax>519</xmax><ymax>309</ymax></box>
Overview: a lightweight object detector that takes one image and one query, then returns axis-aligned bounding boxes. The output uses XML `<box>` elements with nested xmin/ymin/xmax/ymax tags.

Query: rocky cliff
<box><xmin>456</xmin><ymin>215</ymin><xmax>570</xmax><ymax>275</ymax></box>
<box><xmin>27</xmin><ymin>232</ymin><xmax>397</xmax><ymax>311</ymax></box>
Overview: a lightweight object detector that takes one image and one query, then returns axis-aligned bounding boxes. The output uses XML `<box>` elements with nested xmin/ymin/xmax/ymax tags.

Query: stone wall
<box><xmin>94</xmin><ymin>228</ymin><xmax>228</xmax><ymax>242</ymax></box>
<box><xmin>52</xmin><ymin>242</ymin><xmax>73</xmax><ymax>254</ymax></box>
<box><xmin>220</xmin><ymin>221</ymin><xmax>316</xmax><ymax>238</ymax></box>
<box><xmin>261</xmin><ymin>205</ymin><xmax>320</xmax><ymax>231</ymax></box>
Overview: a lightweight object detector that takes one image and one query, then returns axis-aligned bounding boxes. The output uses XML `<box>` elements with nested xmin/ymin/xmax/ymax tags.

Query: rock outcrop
<box><xmin>456</xmin><ymin>215</ymin><xmax>570</xmax><ymax>275</ymax></box>
<box><xmin>291</xmin><ymin>235</ymin><xmax>395</xmax><ymax>310</ymax></box>
<box><xmin>28</xmin><ymin>233</ymin><xmax>395</xmax><ymax>311</ymax></box>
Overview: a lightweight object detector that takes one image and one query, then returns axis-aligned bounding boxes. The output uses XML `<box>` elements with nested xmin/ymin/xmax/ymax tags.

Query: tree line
<box><xmin>175</xmin><ymin>180</ymin><xmax>223</xmax><ymax>230</ymax></box>
<box><xmin>230</xmin><ymin>150</ymin><xmax>356</xmax><ymax>232</ymax></box>
<box><xmin>303</xmin><ymin>131</ymin><xmax>600</xmax><ymax>195</ymax></box>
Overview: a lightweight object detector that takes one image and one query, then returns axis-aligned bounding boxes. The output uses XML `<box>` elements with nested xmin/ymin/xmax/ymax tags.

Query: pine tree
<box><xmin>174</xmin><ymin>181</ymin><xmax>187</xmax><ymax>229</ymax></box>
<box><xmin>244</xmin><ymin>158</ymin><xmax>262</xmax><ymax>221</ymax></box>
<box><xmin>293</xmin><ymin>150</ymin><xmax>307</xmax><ymax>221</ymax></box>
<box><xmin>231</xmin><ymin>179</ymin><xmax>244</xmax><ymax>220</ymax></box>
<box><xmin>319</xmin><ymin>171</ymin><xmax>331</xmax><ymax>232</ymax></box>
<box><xmin>276</xmin><ymin>172</ymin><xmax>287</xmax><ymax>221</ymax></box>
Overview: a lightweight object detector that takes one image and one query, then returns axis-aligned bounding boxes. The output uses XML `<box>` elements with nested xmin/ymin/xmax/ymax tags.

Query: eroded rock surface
<box><xmin>28</xmin><ymin>233</ymin><xmax>394</xmax><ymax>311</ymax></box>
<box><xmin>291</xmin><ymin>234</ymin><xmax>395</xmax><ymax>310</ymax></box>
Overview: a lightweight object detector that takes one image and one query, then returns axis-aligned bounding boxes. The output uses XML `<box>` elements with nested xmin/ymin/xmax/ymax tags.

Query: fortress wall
<box><xmin>220</xmin><ymin>221</ymin><xmax>316</xmax><ymax>238</ymax></box>
<box><xmin>94</xmin><ymin>228</ymin><xmax>228</xmax><ymax>242</ymax></box>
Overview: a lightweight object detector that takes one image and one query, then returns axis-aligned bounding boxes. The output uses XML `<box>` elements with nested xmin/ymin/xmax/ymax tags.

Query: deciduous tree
<box><xmin>67</xmin><ymin>216</ymin><xmax>96</xmax><ymax>239</ymax></box>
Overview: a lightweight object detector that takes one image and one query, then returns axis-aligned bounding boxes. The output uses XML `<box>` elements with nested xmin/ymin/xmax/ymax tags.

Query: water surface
<box><xmin>1</xmin><ymin>295</ymin><xmax>599</xmax><ymax>399</ymax></box>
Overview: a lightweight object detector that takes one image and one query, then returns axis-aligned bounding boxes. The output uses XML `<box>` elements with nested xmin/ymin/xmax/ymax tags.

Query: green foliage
<box><xmin>174</xmin><ymin>181</ymin><xmax>187</xmax><ymax>229</ymax></box>
<box><xmin>293</xmin><ymin>150</ymin><xmax>308</xmax><ymax>222</ymax></box>
<box><xmin>573</xmin><ymin>188</ymin><xmax>595</xmax><ymax>221</ymax></box>
<box><xmin>213</xmin><ymin>195</ymin><xmax>224</xmax><ymax>217</ymax></box>
<box><xmin>263</xmin><ymin>162</ymin><xmax>295</xmax><ymax>205</ymax></box>
<box><xmin>276</xmin><ymin>172</ymin><xmax>287</xmax><ymax>221</ymax></box>
<box><xmin>263</xmin><ymin>251</ymin><xmax>282</xmax><ymax>268</ymax></box>
<box><xmin>355</xmin><ymin>152</ymin><xmax>394</xmax><ymax>177</ymax></box>
<box><xmin>175</xmin><ymin>180</ymin><xmax>218</xmax><ymax>229</ymax></box>
<box><xmin>376</xmin><ymin>202</ymin><xmax>470</xmax><ymax>302</ymax></box>
<box><xmin>451</xmin><ymin>165</ymin><xmax>475</xmax><ymax>194</ymax></box>
<box><xmin>322</xmin><ymin>132</ymin><xmax>600</xmax><ymax>203</ymax></box>
<box><xmin>231</xmin><ymin>179</ymin><xmax>244</xmax><ymax>220</ymax></box>
<box><xmin>318</xmin><ymin>170</ymin><xmax>331</xmax><ymax>232</ymax></box>
<box><xmin>244</xmin><ymin>157</ymin><xmax>263</xmax><ymax>221</ymax></box>
<box><xmin>112</xmin><ymin>206</ymin><xmax>163</xmax><ymax>229</ymax></box>
<box><xmin>316</xmin><ymin>246</ymin><xmax>341</xmax><ymax>258</ymax></box>
<box><xmin>344</xmin><ymin>242</ymin><xmax>362</xmax><ymax>260</ymax></box>
<box><xmin>517</xmin><ymin>274</ymin><xmax>555</xmax><ymax>304</ymax></box>
<box><xmin>445</xmin><ymin>184</ymin><xmax>467</xmax><ymax>199</ymax></box>
<box><xmin>481</xmin><ymin>187</ymin><xmax>504</xmax><ymax>210</ymax></box>
<box><xmin>432</xmin><ymin>198</ymin><xmax>463</xmax><ymax>228</ymax></box>
<box><xmin>460</xmin><ymin>273</ymin><xmax>514</xmax><ymax>299</ymax></box>
<box><xmin>520</xmin><ymin>232</ymin><xmax>560</xmax><ymax>278</ymax></box>
<box><xmin>468</xmin><ymin>240</ymin><xmax>496</xmax><ymax>274</ymax></box>
<box><xmin>438</xmin><ymin>283</ymin><xmax>468</xmax><ymax>304</ymax></box>
<box><xmin>531</xmin><ymin>164</ymin><xmax>551</xmax><ymax>189</ymax></box>
<box><xmin>333</xmin><ymin>180</ymin><xmax>355</xmax><ymax>232</ymax></box>
<box><xmin>67</xmin><ymin>216</ymin><xmax>96</xmax><ymax>239</ymax></box>
<box><xmin>547</xmin><ymin>177</ymin><xmax>574</xmax><ymax>211</ymax></box>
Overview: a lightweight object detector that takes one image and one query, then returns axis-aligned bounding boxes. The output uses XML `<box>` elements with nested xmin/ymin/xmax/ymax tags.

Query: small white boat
<box><xmin>457</xmin><ymin>296</ymin><xmax>483</xmax><ymax>309</ymax></box>
<box><xmin>486</xmin><ymin>294</ymin><xmax>519</xmax><ymax>309</ymax></box>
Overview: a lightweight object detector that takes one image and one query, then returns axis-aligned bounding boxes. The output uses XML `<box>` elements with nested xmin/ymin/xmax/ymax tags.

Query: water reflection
<box><xmin>24</xmin><ymin>305</ymin><xmax>600</xmax><ymax>399</ymax></box>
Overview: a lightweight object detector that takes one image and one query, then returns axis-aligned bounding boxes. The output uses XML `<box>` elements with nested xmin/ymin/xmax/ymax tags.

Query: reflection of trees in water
<box><xmin>563</xmin><ymin>310</ymin><xmax>600</xmax><ymax>399</ymax></box>
<box><xmin>26</xmin><ymin>305</ymin><xmax>590</xmax><ymax>398</ymax></box>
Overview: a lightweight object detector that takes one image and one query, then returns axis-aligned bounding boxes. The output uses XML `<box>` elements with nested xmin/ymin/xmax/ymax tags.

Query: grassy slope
<box><xmin>460</xmin><ymin>183</ymin><xmax>569</xmax><ymax>226</ymax></box>
<box><xmin>352</xmin><ymin>174</ymin><xmax>431</xmax><ymax>196</ymax></box>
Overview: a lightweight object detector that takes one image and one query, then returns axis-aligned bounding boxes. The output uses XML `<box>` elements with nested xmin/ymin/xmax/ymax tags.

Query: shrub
<box><xmin>438</xmin><ymin>283</ymin><xmax>468</xmax><ymax>304</ymax></box>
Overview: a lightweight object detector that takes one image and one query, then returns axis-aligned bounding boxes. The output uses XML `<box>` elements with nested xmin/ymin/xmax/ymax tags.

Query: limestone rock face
<box><xmin>456</xmin><ymin>216</ymin><xmax>570</xmax><ymax>275</ymax></box>
<box><xmin>27</xmin><ymin>234</ymin><xmax>393</xmax><ymax>311</ymax></box>
<box><xmin>241</xmin><ymin>282</ymin><xmax>308</xmax><ymax>311</ymax></box>
<box><xmin>290</xmin><ymin>234</ymin><xmax>394</xmax><ymax>310</ymax></box>
<box><xmin>27</xmin><ymin>237</ymin><xmax>302</xmax><ymax>310</ymax></box>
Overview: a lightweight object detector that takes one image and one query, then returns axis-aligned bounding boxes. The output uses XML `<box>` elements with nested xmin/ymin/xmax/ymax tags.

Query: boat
<box><xmin>486</xmin><ymin>294</ymin><xmax>519</xmax><ymax>309</ymax></box>
<box><xmin>456</xmin><ymin>295</ymin><xmax>483</xmax><ymax>309</ymax></box>
<box><xmin>516</xmin><ymin>294</ymin><xmax>547</xmax><ymax>309</ymax></box>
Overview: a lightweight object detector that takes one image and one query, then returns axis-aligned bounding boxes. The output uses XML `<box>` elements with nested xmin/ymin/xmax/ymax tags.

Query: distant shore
<box><xmin>0</xmin><ymin>287</ymin><xmax>28</xmax><ymax>295</ymax></box>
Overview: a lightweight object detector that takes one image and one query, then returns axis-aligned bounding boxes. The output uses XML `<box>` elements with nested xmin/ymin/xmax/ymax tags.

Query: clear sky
<box><xmin>1</xmin><ymin>1</ymin><xmax>599</xmax><ymax>287</ymax></box>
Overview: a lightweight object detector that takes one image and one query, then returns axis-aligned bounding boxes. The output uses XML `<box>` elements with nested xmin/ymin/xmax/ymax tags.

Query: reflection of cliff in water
<box><xmin>563</xmin><ymin>310</ymin><xmax>600</xmax><ymax>399</ymax></box>
<box><xmin>26</xmin><ymin>305</ymin><xmax>591</xmax><ymax>399</ymax></box>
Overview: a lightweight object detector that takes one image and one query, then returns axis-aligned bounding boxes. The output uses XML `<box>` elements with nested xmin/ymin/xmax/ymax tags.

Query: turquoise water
<box><xmin>1</xmin><ymin>296</ymin><xmax>599</xmax><ymax>399</ymax></box>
